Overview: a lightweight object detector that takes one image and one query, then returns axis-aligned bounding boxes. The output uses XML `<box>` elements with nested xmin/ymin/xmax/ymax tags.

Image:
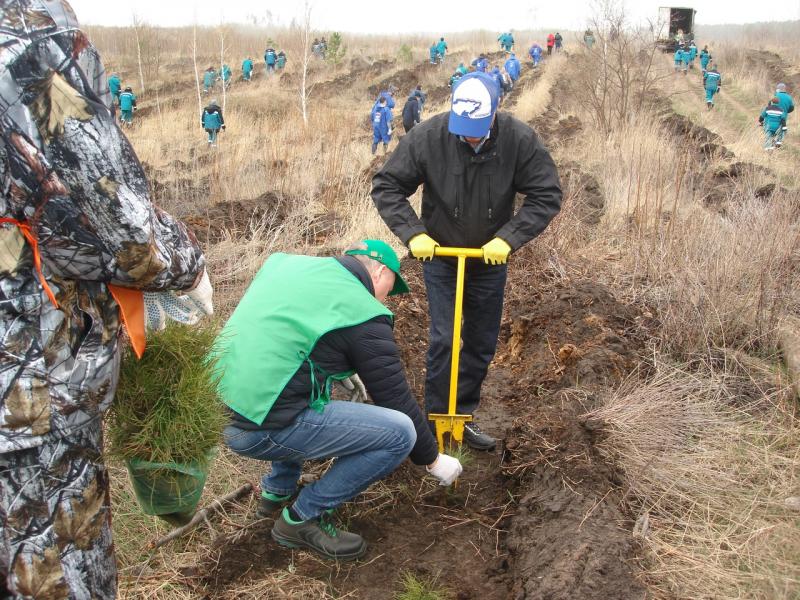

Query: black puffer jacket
<box><xmin>371</xmin><ymin>111</ymin><xmax>562</xmax><ymax>250</ymax></box>
<box><xmin>402</xmin><ymin>95</ymin><xmax>421</xmax><ymax>130</ymax></box>
<box><xmin>228</xmin><ymin>256</ymin><xmax>438</xmax><ymax>466</ymax></box>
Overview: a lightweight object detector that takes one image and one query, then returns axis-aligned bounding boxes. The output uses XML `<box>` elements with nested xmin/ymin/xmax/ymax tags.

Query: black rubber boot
<box><xmin>463</xmin><ymin>421</ymin><xmax>497</xmax><ymax>451</ymax></box>
<box><xmin>271</xmin><ymin>508</ymin><xmax>367</xmax><ymax>561</ymax></box>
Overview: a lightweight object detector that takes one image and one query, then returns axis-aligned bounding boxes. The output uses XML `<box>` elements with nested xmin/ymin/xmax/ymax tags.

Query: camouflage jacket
<box><xmin>0</xmin><ymin>0</ymin><xmax>205</xmax><ymax>453</ymax></box>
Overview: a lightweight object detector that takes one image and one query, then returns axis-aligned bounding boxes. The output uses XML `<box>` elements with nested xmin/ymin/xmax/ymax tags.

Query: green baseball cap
<box><xmin>345</xmin><ymin>239</ymin><xmax>410</xmax><ymax>296</ymax></box>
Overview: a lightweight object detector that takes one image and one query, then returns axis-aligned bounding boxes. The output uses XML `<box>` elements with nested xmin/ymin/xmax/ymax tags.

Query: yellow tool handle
<box><xmin>434</xmin><ymin>246</ymin><xmax>484</xmax><ymax>259</ymax></box>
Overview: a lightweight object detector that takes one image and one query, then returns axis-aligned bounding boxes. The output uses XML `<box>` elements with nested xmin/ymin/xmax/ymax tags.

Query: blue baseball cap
<box><xmin>448</xmin><ymin>72</ymin><xmax>500</xmax><ymax>138</ymax></box>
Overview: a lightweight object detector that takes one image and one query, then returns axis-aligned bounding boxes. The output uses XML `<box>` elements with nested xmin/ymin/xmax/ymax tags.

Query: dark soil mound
<box><xmin>559</xmin><ymin>161</ymin><xmax>605</xmax><ymax>226</ymax></box>
<box><xmin>503</xmin><ymin>404</ymin><xmax>646</xmax><ymax>600</ymax></box>
<box><xmin>700</xmin><ymin>161</ymin><xmax>780</xmax><ymax>212</ymax></box>
<box><xmin>368</xmin><ymin>68</ymin><xmax>423</xmax><ymax>98</ymax></box>
<box><xmin>496</xmin><ymin>279</ymin><xmax>647</xmax><ymax>600</ymax></box>
<box><xmin>181</xmin><ymin>193</ymin><xmax>289</xmax><ymax>244</ymax></box>
<box><xmin>312</xmin><ymin>58</ymin><xmax>396</xmax><ymax>99</ymax></box>
<box><xmin>746</xmin><ymin>50</ymin><xmax>800</xmax><ymax>91</ymax></box>
<box><xmin>501</xmin><ymin>281</ymin><xmax>643</xmax><ymax>393</ymax></box>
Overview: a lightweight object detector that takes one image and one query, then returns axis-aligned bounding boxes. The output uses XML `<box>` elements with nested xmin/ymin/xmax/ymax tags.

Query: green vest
<box><xmin>214</xmin><ymin>254</ymin><xmax>392</xmax><ymax>425</ymax></box>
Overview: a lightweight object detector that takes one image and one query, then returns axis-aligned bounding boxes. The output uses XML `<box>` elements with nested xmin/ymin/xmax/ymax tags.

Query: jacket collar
<box><xmin>336</xmin><ymin>255</ymin><xmax>375</xmax><ymax>296</ymax></box>
<box><xmin>454</xmin><ymin>115</ymin><xmax>500</xmax><ymax>163</ymax></box>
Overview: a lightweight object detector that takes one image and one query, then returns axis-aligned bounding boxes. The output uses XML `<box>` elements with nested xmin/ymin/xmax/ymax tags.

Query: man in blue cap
<box><xmin>218</xmin><ymin>241</ymin><xmax>462</xmax><ymax>561</ymax></box>
<box><xmin>372</xmin><ymin>73</ymin><xmax>562</xmax><ymax>451</ymax></box>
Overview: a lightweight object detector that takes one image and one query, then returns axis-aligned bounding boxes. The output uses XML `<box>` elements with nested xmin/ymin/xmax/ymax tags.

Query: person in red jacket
<box><xmin>547</xmin><ymin>33</ymin><xmax>556</xmax><ymax>56</ymax></box>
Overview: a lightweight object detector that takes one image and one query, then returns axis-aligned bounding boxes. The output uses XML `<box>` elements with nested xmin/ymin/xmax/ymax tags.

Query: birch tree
<box><xmin>298</xmin><ymin>2</ymin><xmax>314</xmax><ymax>128</ymax></box>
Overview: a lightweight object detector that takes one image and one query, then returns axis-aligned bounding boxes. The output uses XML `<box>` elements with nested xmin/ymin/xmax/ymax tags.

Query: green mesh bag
<box><xmin>126</xmin><ymin>449</ymin><xmax>215</xmax><ymax>525</ymax></box>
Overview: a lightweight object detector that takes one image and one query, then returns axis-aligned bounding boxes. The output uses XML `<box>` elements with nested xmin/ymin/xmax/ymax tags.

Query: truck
<box><xmin>657</xmin><ymin>6</ymin><xmax>697</xmax><ymax>52</ymax></box>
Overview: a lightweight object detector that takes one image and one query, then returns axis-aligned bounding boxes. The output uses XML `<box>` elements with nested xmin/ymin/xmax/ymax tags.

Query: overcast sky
<box><xmin>68</xmin><ymin>0</ymin><xmax>799</xmax><ymax>33</ymax></box>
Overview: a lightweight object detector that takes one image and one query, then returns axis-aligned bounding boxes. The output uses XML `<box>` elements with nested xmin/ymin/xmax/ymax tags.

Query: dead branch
<box><xmin>148</xmin><ymin>482</ymin><xmax>254</xmax><ymax>551</ymax></box>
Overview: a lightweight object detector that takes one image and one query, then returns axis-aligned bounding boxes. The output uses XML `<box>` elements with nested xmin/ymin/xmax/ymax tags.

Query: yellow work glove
<box><xmin>408</xmin><ymin>233</ymin><xmax>439</xmax><ymax>261</ymax></box>
<box><xmin>482</xmin><ymin>237</ymin><xmax>512</xmax><ymax>265</ymax></box>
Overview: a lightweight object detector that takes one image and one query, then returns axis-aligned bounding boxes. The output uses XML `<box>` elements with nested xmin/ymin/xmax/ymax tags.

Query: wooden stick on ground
<box><xmin>148</xmin><ymin>482</ymin><xmax>254</xmax><ymax>551</ymax></box>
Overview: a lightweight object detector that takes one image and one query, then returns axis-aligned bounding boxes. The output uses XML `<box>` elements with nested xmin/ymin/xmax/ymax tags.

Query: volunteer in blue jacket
<box><xmin>759</xmin><ymin>97</ymin><xmax>787</xmax><ymax>149</ymax></box>
<box><xmin>504</xmin><ymin>53</ymin><xmax>521</xmax><ymax>82</ymax></box>
<box><xmin>218</xmin><ymin>241</ymin><xmax>462</xmax><ymax>562</ymax></box>
<box><xmin>202</xmin><ymin>99</ymin><xmax>225</xmax><ymax>145</ymax></box>
<box><xmin>430</xmin><ymin>42</ymin><xmax>438</xmax><ymax>65</ymax></box>
<box><xmin>472</xmin><ymin>53</ymin><xmax>489</xmax><ymax>73</ymax></box>
<box><xmin>704</xmin><ymin>63</ymin><xmax>722</xmax><ymax>109</ymax></box>
<box><xmin>674</xmin><ymin>47</ymin><xmax>683</xmax><ymax>72</ymax></box>
<box><xmin>203</xmin><ymin>67</ymin><xmax>216</xmax><ymax>93</ymax></box>
<box><xmin>119</xmin><ymin>86</ymin><xmax>136</xmax><ymax>126</ymax></box>
<box><xmin>529</xmin><ymin>43</ymin><xmax>542</xmax><ymax>67</ymax></box>
<box><xmin>372</xmin><ymin>73</ymin><xmax>562</xmax><ymax>451</ymax></box>
<box><xmin>242</xmin><ymin>57</ymin><xmax>254</xmax><ymax>81</ymax></box>
<box><xmin>436</xmin><ymin>37</ymin><xmax>448</xmax><ymax>61</ymax></box>
<box><xmin>265</xmin><ymin>47</ymin><xmax>277</xmax><ymax>74</ymax></box>
<box><xmin>681</xmin><ymin>46</ymin><xmax>691</xmax><ymax>74</ymax></box>
<box><xmin>371</xmin><ymin>95</ymin><xmax>393</xmax><ymax>154</ymax></box>
<box><xmin>775</xmin><ymin>83</ymin><xmax>794</xmax><ymax>141</ymax></box>
<box><xmin>221</xmin><ymin>64</ymin><xmax>232</xmax><ymax>88</ymax></box>
<box><xmin>108</xmin><ymin>72</ymin><xmax>121</xmax><ymax>105</ymax></box>
<box><xmin>490</xmin><ymin>66</ymin><xmax>505</xmax><ymax>97</ymax></box>
<box><xmin>699</xmin><ymin>46</ymin><xmax>712</xmax><ymax>74</ymax></box>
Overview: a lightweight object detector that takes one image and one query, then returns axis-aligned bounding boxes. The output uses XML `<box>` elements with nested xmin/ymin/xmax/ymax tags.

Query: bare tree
<box><xmin>298</xmin><ymin>1</ymin><xmax>314</xmax><ymax>128</ymax></box>
<box><xmin>576</xmin><ymin>0</ymin><xmax>672</xmax><ymax>135</ymax></box>
<box><xmin>219</xmin><ymin>26</ymin><xmax>227</xmax><ymax>113</ymax></box>
<box><xmin>191</xmin><ymin>22</ymin><xmax>202</xmax><ymax>121</ymax></box>
<box><xmin>132</xmin><ymin>13</ymin><xmax>146</xmax><ymax>93</ymax></box>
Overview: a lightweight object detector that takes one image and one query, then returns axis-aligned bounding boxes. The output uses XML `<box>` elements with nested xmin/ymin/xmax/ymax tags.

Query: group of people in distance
<box><xmin>673</xmin><ymin>41</ymin><xmax>722</xmax><ymax>109</ymax></box>
<box><xmin>429</xmin><ymin>37</ymin><xmax>449</xmax><ymax>64</ymax></box>
<box><xmin>673</xmin><ymin>38</ymin><xmax>795</xmax><ymax>150</ymax></box>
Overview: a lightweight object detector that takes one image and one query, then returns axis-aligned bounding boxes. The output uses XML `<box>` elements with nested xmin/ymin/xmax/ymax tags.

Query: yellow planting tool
<box><xmin>428</xmin><ymin>246</ymin><xmax>484</xmax><ymax>452</ymax></box>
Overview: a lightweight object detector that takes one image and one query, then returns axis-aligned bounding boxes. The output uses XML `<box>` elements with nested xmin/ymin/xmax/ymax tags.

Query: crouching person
<box><xmin>215</xmin><ymin>240</ymin><xmax>462</xmax><ymax>561</ymax></box>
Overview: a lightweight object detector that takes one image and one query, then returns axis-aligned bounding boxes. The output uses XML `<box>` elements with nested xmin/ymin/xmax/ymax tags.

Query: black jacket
<box><xmin>372</xmin><ymin>112</ymin><xmax>562</xmax><ymax>250</ymax></box>
<box><xmin>228</xmin><ymin>256</ymin><xmax>439</xmax><ymax>466</ymax></box>
<box><xmin>402</xmin><ymin>96</ymin><xmax>421</xmax><ymax>130</ymax></box>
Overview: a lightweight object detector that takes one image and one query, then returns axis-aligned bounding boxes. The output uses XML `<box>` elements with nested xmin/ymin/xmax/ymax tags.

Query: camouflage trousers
<box><xmin>0</xmin><ymin>418</ymin><xmax>116</xmax><ymax>600</ymax></box>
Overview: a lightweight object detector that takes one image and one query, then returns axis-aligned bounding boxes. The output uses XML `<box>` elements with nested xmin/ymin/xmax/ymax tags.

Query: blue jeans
<box><xmin>224</xmin><ymin>401</ymin><xmax>416</xmax><ymax>521</ymax></box>
<box><xmin>423</xmin><ymin>259</ymin><xmax>507</xmax><ymax>416</ymax></box>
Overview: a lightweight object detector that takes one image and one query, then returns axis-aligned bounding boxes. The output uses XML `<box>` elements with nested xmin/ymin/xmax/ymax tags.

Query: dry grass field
<box><xmin>88</xmin><ymin>18</ymin><xmax>800</xmax><ymax>600</ymax></box>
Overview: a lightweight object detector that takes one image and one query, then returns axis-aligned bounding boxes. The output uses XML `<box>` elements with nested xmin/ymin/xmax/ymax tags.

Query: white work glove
<box><xmin>143</xmin><ymin>270</ymin><xmax>214</xmax><ymax>331</ymax></box>
<box><xmin>426</xmin><ymin>453</ymin><xmax>463</xmax><ymax>486</ymax></box>
<box><xmin>338</xmin><ymin>374</ymin><xmax>368</xmax><ymax>403</ymax></box>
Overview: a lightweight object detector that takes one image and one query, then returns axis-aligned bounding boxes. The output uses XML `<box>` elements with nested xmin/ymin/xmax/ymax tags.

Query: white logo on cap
<box><xmin>452</xmin><ymin>78</ymin><xmax>492</xmax><ymax>119</ymax></box>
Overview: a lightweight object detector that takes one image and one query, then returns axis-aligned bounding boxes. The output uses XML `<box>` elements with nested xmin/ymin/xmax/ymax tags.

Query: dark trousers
<box><xmin>423</xmin><ymin>259</ymin><xmax>507</xmax><ymax>416</ymax></box>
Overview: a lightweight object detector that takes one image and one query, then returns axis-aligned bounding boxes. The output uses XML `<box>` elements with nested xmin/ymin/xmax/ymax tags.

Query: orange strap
<box><xmin>0</xmin><ymin>218</ymin><xmax>59</xmax><ymax>308</ymax></box>
<box><xmin>107</xmin><ymin>285</ymin><xmax>146</xmax><ymax>359</ymax></box>
<box><xmin>0</xmin><ymin>217</ymin><xmax>146</xmax><ymax>359</ymax></box>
